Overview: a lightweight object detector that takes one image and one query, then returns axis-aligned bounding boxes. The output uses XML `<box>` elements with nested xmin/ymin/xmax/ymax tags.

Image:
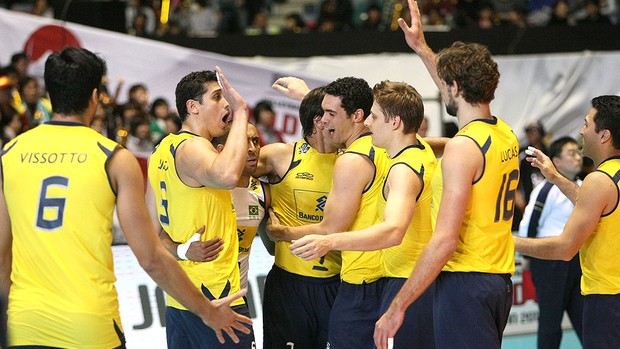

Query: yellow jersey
<box><xmin>341</xmin><ymin>134</ymin><xmax>391</xmax><ymax>284</ymax></box>
<box><xmin>382</xmin><ymin>137</ymin><xmax>437</xmax><ymax>278</ymax></box>
<box><xmin>148</xmin><ymin>131</ymin><xmax>242</xmax><ymax>308</ymax></box>
<box><xmin>271</xmin><ymin>139</ymin><xmax>341</xmax><ymax>277</ymax></box>
<box><xmin>1</xmin><ymin>121</ymin><xmax>123</xmax><ymax>348</ymax></box>
<box><xmin>432</xmin><ymin>117</ymin><xmax>518</xmax><ymax>274</ymax></box>
<box><xmin>580</xmin><ymin>157</ymin><xmax>620</xmax><ymax>295</ymax></box>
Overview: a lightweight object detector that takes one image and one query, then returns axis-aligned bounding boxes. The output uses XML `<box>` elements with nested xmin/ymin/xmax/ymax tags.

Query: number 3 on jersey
<box><xmin>36</xmin><ymin>176</ymin><xmax>69</xmax><ymax>231</ymax></box>
<box><xmin>159</xmin><ymin>180</ymin><xmax>170</xmax><ymax>226</ymax></box>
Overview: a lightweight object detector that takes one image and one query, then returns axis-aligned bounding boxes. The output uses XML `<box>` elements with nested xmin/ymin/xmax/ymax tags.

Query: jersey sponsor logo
<box><xmin>298</xmin><ymin>142</ymin><xmax>310</xmax><ymax>154</ymax></box>
<box><xmin>295</xmin><ymin>172</ymin><xmax>314</xmax><ymax>180</ymax></box>
<box><xmin>20</xmin><ymin>152</ymin><xmax>88</xmax><ymax>164</ymax></box>
<box><xmin>316</xmin><ymin>195</ymin><xmax>327</xmax><ymax>212</ymax></box>
<box><xmin>297</xmin><ymin>211</ymin><xmax>324</xmax><ymax>222</ymax></box>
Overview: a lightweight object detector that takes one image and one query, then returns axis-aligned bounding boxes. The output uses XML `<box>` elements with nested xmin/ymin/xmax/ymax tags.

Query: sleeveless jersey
<box><xmin>382</xmin><ymin>137</ymin><xmax>437</xmax><ymax>278</ymax></box>
<box><xmin>431</xmin><ymin>117</ymin><xmax>518</xmax><ymax>274</ymax></box>
<box><xmin>580</xmin><ymin>157</ymin><xmax>620</xmax><ymax>295</ymax></box>
<box><xmin>232</xmin><ymin>177</ymin><xmax>267</xmax><ymax>290</ymax></box>
<box><xmin>340</xmin><ymin>134</ymin><xmax>391</xmax><ymax>284</ymax></box>
<box><xmin>1</xmin><ymin>122</ymin><xmax>123</xmax><ymax>348</ymax></box>
<box><xmin>148</xmin><ymin>131</ymin><xmax>242</xmax><ymax>308</ymax></box>
<box><xmin>270</xmin><ymin>139</ymin><xmax>341</xmax><ymax>277</ymax></box>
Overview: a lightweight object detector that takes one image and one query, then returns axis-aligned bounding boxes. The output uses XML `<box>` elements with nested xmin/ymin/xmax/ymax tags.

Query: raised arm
<box><xmin>272</xmin><ymin>77</ymin><xmax>311</xmax><ymax>101</ymax></box>
<box><xmin>177</xmin><ymin>67</ymin><xmax>249</xmax><ymax>189</ymax></box>
<box><xmin>398</xmin><ymin>0</ymin><xmax>445</xmax><ymax>95</ymax></box>
<box><xmin>290</xmin><ymin>164</ymin><xmax>420</xmax><ymax>260</ymax></box>
<box><xmin>110</xmin><ymin>148</ymin><xmax>251</xmax><ymax>344</ymax></box>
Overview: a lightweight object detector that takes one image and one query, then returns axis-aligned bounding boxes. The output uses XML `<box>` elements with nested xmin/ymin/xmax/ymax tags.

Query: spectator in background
<box><xmin>0</xmin><ymin>110</ymin><xmax>22</xmax><ymax>147</ymax></box>
<box><xmin>149</xmin><ymin>97</ymin><xmax>170</xmax><ymax>141</ymax></box>
<box><xmin>32</xmin><ymin>0</ymin><xmax>54</xmax><ymax>18</ymax></box>
<box><xmin>187</xmin><ymin>0</ymin><xmax>220</xmax><ymax>37</ymax></box>
<box><xmin>9</xmin><ymin>53</ymin><xmax>29</xmax><ymax>81</ymax></box>
<box><xmin>245</xmin><ymin>11</ymin><xmax>281</xmax><ymax>35</ymax></box>
<box><xmin>518</xmin><ymin>136</ymin><xmax>584</xmax><ymax>349</ymax></box>
<box><xmin>424</xmin><ymin>5</ymin><xmax>449</xmax><ymax>27</ymax></box>
<box><xmin>452</xmin><ymin>0</ymin><xmax>483</xmax><ymax>27</ymax></box>
<box><xmin>515</xmin><ymin>120</ymin><xmax>549</xmax><ymax>229</ymax></box>
<box><xmin>127</xmin><ymin>83</ymin><xmax>150</xmax><ymax>111</ymax></box>
<box><xmin>253</xmin><ymin>100</ymin><xmax>284</xmax><ymax>145</ymax></box>
<box><xmin>359</xmin><ymin>4</ymin><xmax>383</xmax><ymax>30</ymax></box>
<box><xmin>577</xmin><ymin>0</ymin><xmax>612</xmax><ymax>24</ymax></box>
<box><xmin>317</xmin><ymin>0</ymin><xmax>354</xmax><ymax>31</ymax></box>
<box><xmin>125</xmin><ymin>0</ymin><xmax>156</xmax><ymax>36</ymax></box>
<box><xmin>128</xmin><ymin>12</ymin><xmax>151</xmax><ymax>37</ymax></box>
<box><xmin>283</xmin><ymin>12</ymin><xmax>307</xmax><ymax>33</ymax></box>
<box><xmin>14</xmin><ymin>75</ymin><xmax>52</xmax><ymax>127</ymax></box>
<box><xmin>547</xmin><ymin>0</ymin><xmax>573</xmax><ymax>25</ymax></box>
<box><xmin>478</xmin><ymin>3</ymin><xmax>497</xmax><ymax>28</ymax></box>
<box><xmin>126</xmin><ymin>116</ymin><xmax>155</xmax><ymax>159</ymax></box>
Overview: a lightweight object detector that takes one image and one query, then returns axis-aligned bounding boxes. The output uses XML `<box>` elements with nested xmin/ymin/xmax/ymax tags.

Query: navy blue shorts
<box><xmin>379</xmin><ymin>277</ymin><xmax>435</xmax><ymax>349</ymax></box>
<box><xmin>433</xmin><ymin>272</ymin><xmax>512</xmax><ymax>349</ymax></box>
<box><xmin>262</xmin><ymin>265</ymin><xmax>339</xmax><ymax>349</ymax></box>
<box><xmin>327</xmin><ymin>279</ymin><xmax>387</xmax><ymax>349</ymax></box>
<box><xmin>165</xmin><ymin>304</ymin><xmax>255</xmax><ymax>349</ymax></box>
<box><xmin>582</xmin><ymin>293</ymin><xmax>620</xmax><ymax>349</ymax></box>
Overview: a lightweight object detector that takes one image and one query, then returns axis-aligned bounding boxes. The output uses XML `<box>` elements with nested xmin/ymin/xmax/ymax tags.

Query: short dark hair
<box><xmin>44</xmin><ymin>47</ymin><xmax>106</xmax><ymax>116</ymax></box>
<box><xmin>324</xmin><ymin>77</ymin><xmax>373</xmax><ymax>119</ymax></box>
<box><xmin>175</xmin><ymin>70</ymin><xmax>217</xmax><ymax>122</ymax></box>
<box><xmin>253</xmin><ymin>100</ymin><xmax>274</xmax><ymax>124</ymax></box>
<box><xmin>372</xmin><ymin>80</ymin><xmax>424</xmax><ymax>134</ymax></box>
<box><xmin>549</xmin><ymin>136</ymin><xmax>577</xmax><ymax>159</ymax></box>
<box><xmin>17</xmin><ymin>75</ymin><xmax>38</xmax><ymax>94</ymax></box>
<box><xmin>150</xmin><ymin>97</ymin><xmax>169</xmax><ymax>116</ymax></box>
<box><xmin>11</xmin><ymin>52</ymin><xmax>29</xmax><ymax>66</ymax></box>
<box><xmin>299</xmin><ymin>87</ymin><xmax>326</xmax><ymax>138</ymax></box>
<box><xmin>129</xmin><ymin>83</ymin><xmax>147</xmax><ymax>95</ymax></box>
<box><xmin>437</xmin><ymin>41</ymin><xmax>499</xmax><ymax>105</ymax></box>
<box><xmin>592</xmin><ymin>95</ymin><xmax>620</xmax><ymax>149</ymax></box>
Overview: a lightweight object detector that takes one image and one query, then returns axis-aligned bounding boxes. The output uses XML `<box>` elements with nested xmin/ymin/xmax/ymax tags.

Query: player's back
<box><xmin>434</xmin><ymin>117</ymin><xmax>518</xmax><ymax>274</ymax></box>
<box><xmin>1</xmin><ymin>121</ymin><xmax>124</xmax><ymax>348</ymax></box>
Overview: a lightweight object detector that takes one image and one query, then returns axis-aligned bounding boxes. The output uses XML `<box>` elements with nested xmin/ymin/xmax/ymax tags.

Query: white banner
<box><xmin>0</xmin><ymin>9</ymin><xmax>325</xmax><ymax>143</ymax></box>
<box><xmin>4</xmin><ymin>8</ymin><xmax>619</xmax><ymax>143</ymax></box>
<box><xmin>113</xmin><ymin>240</ymin><xmax>561</xmax><ymax>348</ymax></box>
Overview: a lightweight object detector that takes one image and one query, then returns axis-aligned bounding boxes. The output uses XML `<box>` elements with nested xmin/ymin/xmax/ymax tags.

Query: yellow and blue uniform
<box><xmin>232</xmin><ymin>176</ymin><xmax>267</xmax><ymax>290</ymax></box>
<box><xmin>328</xmin><ymin>133</ymin><xmax>391</xmax><ymax>349</ymax></box>
<box><xmin>378</xmin><ymin>137</ymin><xmax>437</xmax><ymax>348</ymax></box>
<box><xmin>263</xmin><ymin>138</ymin><xmax>340</xmax><ymax>349</ymax></box>
<box><xmin>431</xmin><ymin>117</ymin><xmax>518</xmax><ymax>349</ymax></box>
<box><xmin>1</xmin><ymin>121</ymin><xmax>124</xmax><ymax>348</ymax></box>
<box><xmin>579</xmin><ymin>157</ymin><xmax>620</xmax><ymax>349</ymax></box>
<box><xmin>148</xmin><ymin>131</ymin><xmax>253</xmax><ymax>348</ymax></box>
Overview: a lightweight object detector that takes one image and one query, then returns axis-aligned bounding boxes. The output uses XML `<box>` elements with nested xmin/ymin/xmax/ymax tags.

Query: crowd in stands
<box><xmin>0</xmin><ymin>51</ymin><xmax>287</xmax><ymax>166</ymax></box>
<box><xmin>2</xmin><ymin>0</ymin><xmax>618</xmax><ymax>40</ymax></box>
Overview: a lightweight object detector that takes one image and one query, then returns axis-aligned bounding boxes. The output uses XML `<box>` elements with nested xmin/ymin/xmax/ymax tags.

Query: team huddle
<box><xmin>1</xmin><ymin>0</ymin><xmax>620</xmax><ymax>349</ymax></box>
